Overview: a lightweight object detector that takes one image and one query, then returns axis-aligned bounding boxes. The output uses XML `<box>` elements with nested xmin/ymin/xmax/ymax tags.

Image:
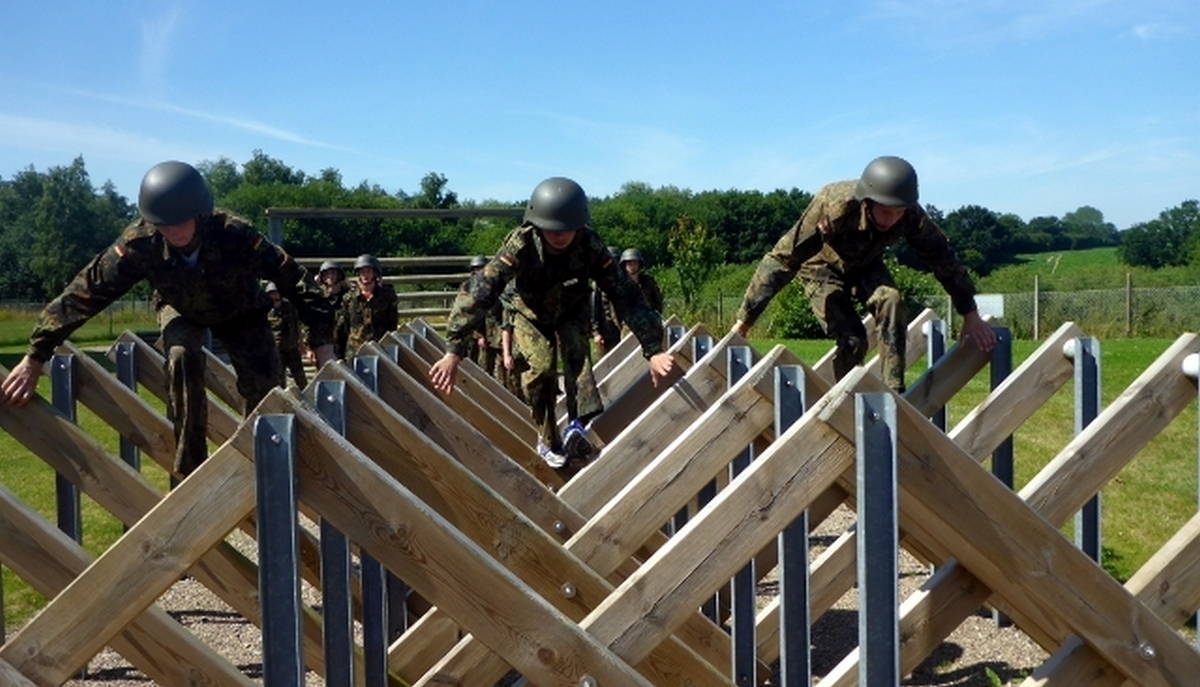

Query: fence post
<box><xmin>666</xmin><ymin>335</ymin><xmax>716</xmax><ymax>535</ymax></box>
<box><xmin>254</xmin><ymin>413</ymin><xmax>303</xmax><ymax>687</ymax></box>
<box><xmin>268</xmin><ymin>215</ymin><xmax>283</xmax><ymax>245</ymax></box>
<box><xmin>1125</xmin><ymin>272</ymin><xmax>1133</xmax><ymax>337</ymax></box>
<box><xmin>314</xmin><ymin>381</ymin><xmax>354</xmax><ymax>687</ymax></box>
<box><xmin>667</xmin><ymin>325</ymin><xmax>686</xmax><ymax>347</ymax></box>
<box><xmin>1033</xmin><ymin>274</ymin><xmax>1040</xmax><ymax>340</ymax></box>
<box><xmin>113</xmin><ymin>342</ymin><xmax>141</xmax><ymax>473</ymax></box>
<box><xmin>989</xmin><ymin>327</ymin><xmax>1014</xmax><ymax>625</ymax></box>
<box><xmin>775</xmin><ymin>365</ymin><xmax>809</xmax><ymax>687</ymax></box>
<box><xmin>50</xmin><ymin>354</ymin><xmax>82</xmax><ymax>547</ymax></box>
<box><xmin>1184</xmin><ymin>352</ymin><xmax>1200</xmax><ymax>651</ymax></box>
<box><xmin>352</xmin><ymin>355</ymin><xmax>411</xmax><ymax>677</ymax></box>
<box><xmin>726</xmin><ymin>345</ymin><xmax>755</xmax><ymax>686</ymax></box>
<box><xmin>1071</xmin><ymin>337</ymin><xmax>1103</xmax><ymax>562</ymax></box>
<box><xmin>856</xmin><ymin>392</ymin><xmax>899</xmax><ymax>687</ymax></box>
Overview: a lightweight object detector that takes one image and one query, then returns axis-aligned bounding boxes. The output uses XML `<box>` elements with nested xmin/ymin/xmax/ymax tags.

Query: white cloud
<box><xmin>0</xmin><ymin>112</ymin><xmax>221</xmax><ymax>164</ymax></box>
<box><xmin>139</xmin><ymin>4</ymin><xmax>184</xmax><ymax>97</ymax></box>
<box><xmin>1132</xmin><ymin>22</ymin><xmax>1185</xmax><ymax>41</ymax></box>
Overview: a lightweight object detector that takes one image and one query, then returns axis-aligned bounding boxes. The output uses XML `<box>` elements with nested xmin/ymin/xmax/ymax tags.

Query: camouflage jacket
<box><xmin>446</xmin><ymin>225</ymin><xmax>664</xmax><ymax>358</ymax></box>
<box><xmin>335</xmin><ymin>282</ymin><xmax>399</xmax><ymax>357</ymax></box>
<box><xmin>630</xmin><ymin>272</ymin><xmax>664</xmax><ymax>314</ymax></box>
<box><xmin>304</xmin><ymin>283</ymin><xmax>348</xmax><ymax>348</ymax></box>
<box><xmin>591</xmin><ymin>287</ymin><xmax>619</xmax><ymax>336</ymax></box>
<box><xmin>28</xmin><ymin>211</ymin><xmax>310</xmax><ymax>362</ymax></box>
<box><xmin>268</xmin><ymin>299</ymin><xmax>302</xmax><ymax>351</ymax></box>
<box><xmin>736</xmin><ymin>180</ymin><xmax>977</xmax><ymax>327</ymax></box>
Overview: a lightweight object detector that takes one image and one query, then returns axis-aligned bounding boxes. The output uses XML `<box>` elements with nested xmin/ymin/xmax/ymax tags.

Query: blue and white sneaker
<box><xmin>562</xmin><ymin>419</ymin><xmax>595</xmax><ymax>462</ymax></box>
<box><xmin>536</xmin><ymin>440</ymin><xmax>567</xmax><ymax>469</ymax></box>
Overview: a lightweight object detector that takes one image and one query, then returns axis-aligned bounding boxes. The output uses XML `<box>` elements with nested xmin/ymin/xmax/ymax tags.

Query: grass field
<box><xmin>976</xmin><ymin>246</ymin><xmax>1200</xmax><ymax>293</ymax></box>
<box><xmin>1</xmin><ymin>328</ymin><xmax>1197</xmax><ymax>640</ymax></box>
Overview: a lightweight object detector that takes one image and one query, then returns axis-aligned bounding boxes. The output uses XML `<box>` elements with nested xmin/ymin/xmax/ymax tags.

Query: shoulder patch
<box><xmin>499</xmin><ymin>254</ymin><xmax>516</xmax><ymax>266</ymax></box>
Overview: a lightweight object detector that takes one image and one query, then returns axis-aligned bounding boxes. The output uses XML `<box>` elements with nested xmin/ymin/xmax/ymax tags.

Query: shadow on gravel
<box><xmin>169</xmin><ymin>609</ymin><xmax>249</xmax><ymax>625</ymax></box>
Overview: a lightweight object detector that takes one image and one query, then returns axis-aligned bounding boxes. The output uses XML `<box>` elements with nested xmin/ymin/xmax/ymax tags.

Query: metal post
<box><xmin>1125</xmin><ymin>272</ymin><xmax>1133</xmax><ymax>336</ymax></box>
<box><xmin>924</xmin><ymin>319</ymin><xmax>947</xmax><ymax>431</ymax></box>
<box><xmin>1</xmin><ymin>565</ymin><xmax>6</xmax><ymax>644</ymax></box>
<box><xmin>692</xmin><ymin>335</ymin><xmax>713</xmax><ymax>362</ymax></box>
<box><xmin>775</xmin><ymin>365</ymin><xmax>809</xmax><ymax>687</ymax></box>
<box><xmin>314</xmin><ymin>381</ymin><xmax>354</xmax><ymax>687</ymax></box>
<box><xmin>990</xmin><ymin>327</ymin><xmax>1014</xmax><ymax>626</ymax></box>
<box><xmin>856</xmin><ymin>393</ymin><xmax>899</xmax><ymax>687</ymax></box>
<box><xmin>395</xmin><ymin>332</ymin><xmax>416</xmax><ymax>350</ymax></box>
<box><xmin>380</xmin><ymin>344</ymin><xmax>400</xmax><ymax>364</ymax></box>
<box><xmin>114</xmin><ymin>342</ymin><xmax>141</xmax><ymax>473</ymax></box>
<box><xmin>726</xmin><ymin>345</ymin><xmax>755</xmax><ymax>685</ymax></box>
<box><xmin>1033</xmin><ymin>274</ymin><xmax>1040</xmax><ymax>340</ymax></box>
<box><xmin>1073</xmin><ymin>337</ymin><xmax>1102</xmax><ymax>562</ymax></box>
<box><xmin>50</xmin><ymin>354</ymin><xmax>82</xmax><ymax>545</ymax></box>
<box><xmin>254</xmin><ymin>414</ymin><xmax>303</xmax><ymax>687</ymax></box>
<box><xmin>667</xmin><ymin>325</ymin><xmax>686</xmax><ymax>347</ymax></box>
<box><xmin>352</xmin><ymin>356</ymin><xmax>411</xmax><ymax>655</ymax></box>
<box><xmin>268</xmin><ymin>215</ymin><xmax>283</xmax><ymax>246</ymax></box>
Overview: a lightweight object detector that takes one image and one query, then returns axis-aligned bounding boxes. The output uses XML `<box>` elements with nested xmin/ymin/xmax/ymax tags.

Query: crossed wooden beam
<box><xmin>2</xmin><ymin>314</ymin><xmax>1199</xmax><ymax>686</ymax></box>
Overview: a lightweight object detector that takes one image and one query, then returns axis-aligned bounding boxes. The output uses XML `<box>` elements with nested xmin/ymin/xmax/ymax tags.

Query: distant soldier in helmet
<box><xmin>429</xmin><ymin>177</ymin><xmax>674</xmax><ymax>468</ymax></box>
<box><xmin>591</xmin><ymin>246</ymin><xmax>622</xmax><ymax>354</ymax></box>
<box><xmin>619</xmin><ymin>248</ymin><xmax>664</xmax><ymax>316</ymax></box>
<box><xmin>463</xmin><ymin>254</ymin><xmax>497</xmax><ymax>369</ymax></box>
<box><xmin>306</xmin><ymin>260</ymin><xmax>348</xmax><ymax>367</ymax></box>
<box><xmin>335</xmin><ymin>253</ymin><xmax>400</xmax><ymax>358</ymax></box>
<box><xmin>0</xmin><ymin>160</ymin><xmax>317</xmax><ymax>476</ymax></box>
<box><xmin>732</xmin><ymin>156</ymin><xmax>996</xmax><ymax>392</ymax></box>
<box><xmin>265</xmin><ymin>282</ymin><xmax>307</xmax><ymax>388</ymax></box>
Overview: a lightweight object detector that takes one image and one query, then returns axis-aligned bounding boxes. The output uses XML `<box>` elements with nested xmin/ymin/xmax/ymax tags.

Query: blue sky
<box><xmin>1</xmin><ymin>0</ymin><xmax>1196</xmax><ymax>228</ymax></box>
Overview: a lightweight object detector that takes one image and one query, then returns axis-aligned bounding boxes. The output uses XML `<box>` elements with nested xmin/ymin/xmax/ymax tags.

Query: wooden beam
<box><xmin>0</xmin><ymin>657</ymin><xmax>37</xmax><ymax>687</ymax></box>
<box><xmin>1020</xmin><ymin>511</ymin><xmax>1200</xmax><ymax>686</ymax></box>
<box><xmin>0</xmin><ymin>483</ymin><xmax>255</xmax><ymax>687</ymax></box>
<box><xmin>592</xmin><ymin>331</ymin><xmax>640</xmax><ymax>380</ymax></box>
<box><xmin>252</xmin><ymin>391</ymin><xmax>654</xmax><ymax>687</ymax></box>
<box><xmin>814</xmin><ymin>369</ymin><xmax>1200</xmax><ymax>687</ymax></box>
<box><xmin>285</xmin><ymin>375</ymin><xmax>727</xmax><ymax>685</ymax></box>
<box><xmin>0</xmin><ymin>447</ymin><xmax>257</xmax><ymax>685</ymax></box>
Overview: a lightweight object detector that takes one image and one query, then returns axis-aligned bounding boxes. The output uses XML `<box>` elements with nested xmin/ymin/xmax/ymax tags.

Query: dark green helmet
<box><xmin>354</xmin><ymin>254</ymin><xmax>382</xmax><ymax>274</ymax></box>
<box><xmin>524</xmin><ymin>177</ymin><xmax>589</xmax><ymax>232</ymax></box>
<box><xmin>318</xmin><ymin>260</ymin><xmax>342</xmax><ymax>275</ymax></box>
<box><xmin>469</xmin><ymin>255</ymin><xmax>488</xmax><ymax>270</ymax></box>
<box><xmin>620</xmin><ymin>248</ymin><xmax>644</xmax><ymax>265</ymax></box>
<box><xmin>855</xmin><ymin>156</ymin><xmax>919</xmax><ymax>206</ymax></box>
<box><xmin>138</xmin><ymin>161</ymin><xmax>213</xmax><ymax>225</ymax></box>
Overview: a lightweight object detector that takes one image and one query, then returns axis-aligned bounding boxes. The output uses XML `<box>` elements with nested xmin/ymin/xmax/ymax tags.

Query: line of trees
<box><xmin>2</xmin><ymin>151</ymin><xmax>1195</xmax><ymax>305</ymax></box>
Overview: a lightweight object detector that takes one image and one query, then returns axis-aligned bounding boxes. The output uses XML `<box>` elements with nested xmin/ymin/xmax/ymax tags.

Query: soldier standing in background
<box><xmin>498</xmin><ymin>282</ymin><xmax>528</xmax><ymax>403</ymax></box>
<box><xmin>429</xmin><ymin>177</ymin><xmax>674</xmax><ymax>468</ymax></box>
<box><xmin>731</xmin><ymin>156</ymin><xmax>996</xmax><ymax>392</ymax></box>
<box><xmin>591</xmin><ymin>246</ymin><xmax>622</xmax><ymax>354</ymax></box>
<box><xmin>306</xmin><ymin>260</ymin><xmax>348</xmax><ymax>367</ymax></box>
<box><xmin>0</xmin><ymin>160</ymin><xmax>315</xmax><ymax>475</ymax></box>
<box><xmin>619</xmin><ymin>248</ymin><xmax>664</xmax><ymax>315</ymax></box>
<box><xmin>266</xmin><ymin>282</ymin><xmax>307</xmax><ymax>388</ymax></box>
<box><xmin>336</xmin><ymin>253</ymin><xmax>400</xmax><ymax>358</ymax></box>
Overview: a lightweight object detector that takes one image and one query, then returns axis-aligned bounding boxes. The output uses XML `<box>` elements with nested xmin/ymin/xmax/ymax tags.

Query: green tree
<box><xmin>197</xmin><ymin>157</ymin><xmax>242</xmax><ymax>202</ymax></box>
<box><xmin>1062</xmin><ymin>205</ymin><xmax>1118</xmax><ymax>249</ymax></box>
<box><xmin>667</xmin><ymin>214</ymin><xmax>724</xmax><ymax>307</ymax></box>
<box><xmin>1118</xmin><ymin>199</ymin><xmax>1200</xmax><ymax>268</ymax></box>
<box><xmin>937</xmin><ymin>204</ymin><xmax>1012</xmax><ymax>274</ymax></box>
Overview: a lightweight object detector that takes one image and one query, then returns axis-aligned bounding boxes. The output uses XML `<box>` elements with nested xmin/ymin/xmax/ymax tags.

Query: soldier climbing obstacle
<box><xmin>0</xmin><ymin>160</ymin><xmax>318</xmax><ymax>476</ymax></box>
<box><xmin>429</xmin><ymin>177</ymin><xmax>674</xmax><ymax>468</ymax></box>
<box><xmin>731</xmin><ymin>156</ymin><xmax>996</xmax><ymax>392</ymax></box>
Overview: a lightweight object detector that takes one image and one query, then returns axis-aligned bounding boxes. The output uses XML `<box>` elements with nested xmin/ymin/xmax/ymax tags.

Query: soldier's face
<box><xmin>357</xmin><ymin>267</ymin><xmax>377</xmax><ymax>290</ymax></box>
<box><xmin>320</xmin><ymin>270</ymin><xmax>343</xmax><ymax>287</ymax></box>
<box><xmin>869</xmin><ymin>203</ymin><xmax>907</xmax><ymax>231</ymax></box>
<box><xmin>624</xmin><ymin>260</ymin><xmax>641</xmax><ymax>276</ymax></box>
<box><xmin>270</xmin><ymin>291</ymin><xmax>281</xmax><ymax>304</ymax></box>
<box><xmin>540</xmin><ymin>229</ymin><xmax>577</xmax><ymax>253</ymax></box>
<box><xmin>156</xmin><ymin>219</ymin><xmax>197</xmax><ymax>247</ymax></box>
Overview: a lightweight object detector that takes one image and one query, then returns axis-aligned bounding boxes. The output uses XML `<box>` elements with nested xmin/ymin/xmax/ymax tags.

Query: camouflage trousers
<box><xmin>513</xmin><ymin>308</ymin><xmax>602</xmax><ymax>451</ymax></box>
<box><xmin>595</xmin><ymin>320</ymin><xmax>620</xmax><ymax>354</ymax></box>
<box><xmin>279</xmin><ymin>346</ymin><xmax>308</xmax><ymax>388</ymax></box>
<box><xmin>160</xmin><ymin>305</ymin><xmax>282</xmax><ymax>476</ymax></box>
<box><xmin>801</xmin><ymin>261</ymin><xmax>907</xmax><ymax>392</ymax></box>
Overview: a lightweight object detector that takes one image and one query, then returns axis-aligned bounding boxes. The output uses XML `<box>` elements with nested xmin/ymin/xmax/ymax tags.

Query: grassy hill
<box><xmin>977</xmin><ymin>247</ymin><xmax>1199</xmax><ymax>293</ymax></box>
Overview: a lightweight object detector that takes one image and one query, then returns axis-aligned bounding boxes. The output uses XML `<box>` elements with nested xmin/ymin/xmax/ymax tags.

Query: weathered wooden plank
<box><xmin>0</xmin><ymin>657</ymin><xmax>37</xmax><ymax>687</ymax></box>
<box><xmin>1021</xmin><ymin>512</ymin><xmax>1200</xmax><ymax>686</ymax></box>
<box><xmin>387</xmin><ymin>331</ymin><xmax>562</xmax><ymax>487</ymax></box>
<box><xmin>819</xmin><ymin>332</ymin><xmax>1200</xmax><ymax>687</ymax></box>
<box><xmin>325</xmin><ymin>353</ymin><xmax>735</xmax><ymax>682</ymax></box>
<box><xmin>592</xmin><ymin>331</ymin><xmax>639</xmax><ymax>380</ymax></box>
<box><xmin>583</xmin><ymin>324</ymin><xmax>702</xmax><ymax>444</ymax></box>
<box><xmin>201</xmin><ymin>346</ymin><xmax>244</xmax><ymax>412</ymax></box>
<box><xmin>566</xmin><ymin>346</ymin><xmax>792</xmax><ymax>575</ymax></box>
<box><xmin>815</xmin><ymin>370</ymin><xmax>1200</xmax><ymax>687</ymax></box>
<box><xmin>0</xmin><ymin>483</ymin><xmax>255</xmax><ymax>687</ymax></box>
<box><xmin>112</xmin><ymin>331</ymin><xmax>240</xmax><ymax>444</ymax></box>
<box><xmin>254</xmin><ymin>391</ymin><xmax>654</xmax><ymax>687</ymax></box>
<box><xmin>387</xmin><ymin>610</ymin><xmax>460</xmax><ymax>683</ymax></box>
<box><xmin>0</xmin><ymin>447</ymin><xmax>256</xmax><ymax>685</ymax></box>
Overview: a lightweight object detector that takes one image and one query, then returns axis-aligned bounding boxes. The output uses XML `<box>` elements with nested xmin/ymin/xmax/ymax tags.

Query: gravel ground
<box><xmin>53</xmin><ymin>506</ymin><xmax>1060</xmax><ymax>687</ymax></box>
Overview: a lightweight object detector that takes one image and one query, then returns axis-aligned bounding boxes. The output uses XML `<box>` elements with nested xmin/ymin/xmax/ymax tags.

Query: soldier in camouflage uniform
<box><xmin>430</xmin><ymin>177</ymin><xmax>674</xmax><ymax>468</ymax></box>
<box><xmin>335</xmin><ymin>254</ymin><xmax>400</xmax><ymax>358</ymax></box>
<box><xmin>498</xmin><ymin>282</ymin><xmax>528</xmax><ymax>403</ymax></box>
<box><xmin>266</xmin><ymin>282</ymin><xmax>307</xmax><ymax>388</ymax></box>
<box><xmin>591</xmin><ymin>246</ymin><xmax>622</xmax><ymax>354</ymax></box>
<box><xmin>732</xmin><ymin>156</ymin><xmax>996</xmax><ymax>392</ymax></box>
<box><xmin>619</xmin><ymin>248</ymin><xmax>664</xmax><ymax>316</ymax></box>
<box><xmin>0</xmin><ymin>161</ymin><xmax>315</xmax><ymax>476</ymax></box>
<box><xmin>305</xmin><ymin>260</ymin><xmax>348</xmax><ymax>367</ymax></box>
